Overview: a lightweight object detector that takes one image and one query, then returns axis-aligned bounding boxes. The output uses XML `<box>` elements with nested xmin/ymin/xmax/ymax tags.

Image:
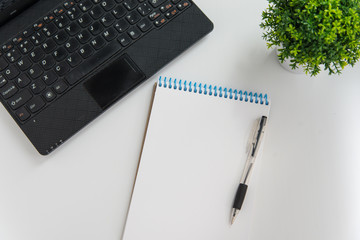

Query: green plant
<box><xmin>260</xmin><ymin>0</ymin><xmax>360</xmax><ymax>76</ymax></box>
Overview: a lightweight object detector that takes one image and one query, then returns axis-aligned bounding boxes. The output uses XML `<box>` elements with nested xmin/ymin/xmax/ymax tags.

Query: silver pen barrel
<box><xmin>240</xmin><ymin>116</ymin><xmax>267</xmax><ymax>185</ymax></box>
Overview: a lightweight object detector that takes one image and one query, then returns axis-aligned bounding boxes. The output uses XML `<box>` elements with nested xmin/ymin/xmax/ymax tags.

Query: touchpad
<box><xmin>84</xmin><ymin>54</ymin><xmax>146</xmax><ymax>109</ymax></box>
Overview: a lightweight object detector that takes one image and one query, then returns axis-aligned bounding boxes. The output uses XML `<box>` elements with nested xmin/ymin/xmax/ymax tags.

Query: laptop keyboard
<box><xmin>0</xmin><ymin>0</ymin><xmax>191</xmax><ymax>122</ymax></box>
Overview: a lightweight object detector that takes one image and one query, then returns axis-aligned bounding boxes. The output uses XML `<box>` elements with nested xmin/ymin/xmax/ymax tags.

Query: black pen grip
<box><xmin>233</xmin><ymin>183</ymin><xmax>248</xmax><ymax>210</ymax></box>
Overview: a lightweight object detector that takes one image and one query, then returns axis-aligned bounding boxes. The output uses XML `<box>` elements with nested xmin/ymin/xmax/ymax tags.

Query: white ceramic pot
<box><xmin>276</xmin><ymin>47</ymin><xmax>306</xmax><ymax>74</ymax></box>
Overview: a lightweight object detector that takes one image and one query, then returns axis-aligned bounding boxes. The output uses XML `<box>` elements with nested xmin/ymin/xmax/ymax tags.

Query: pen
<box><xmin>231</xmin><ymin>116</ymin><xmax>268</xmax><ymax>225</ymax></box>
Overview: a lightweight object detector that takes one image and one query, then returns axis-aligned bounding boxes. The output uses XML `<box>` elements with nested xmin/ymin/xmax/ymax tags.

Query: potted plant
<box><xmin>260</xmin><ymin>0</ymin><xmax>360</xmax><ymax>76</ymax></box>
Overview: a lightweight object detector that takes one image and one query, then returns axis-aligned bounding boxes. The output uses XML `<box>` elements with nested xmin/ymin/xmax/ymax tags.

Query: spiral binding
<box><xmin>158</xmin><ymin>77</ymin><xmax>269</xmax><ymax>105</ymax></box>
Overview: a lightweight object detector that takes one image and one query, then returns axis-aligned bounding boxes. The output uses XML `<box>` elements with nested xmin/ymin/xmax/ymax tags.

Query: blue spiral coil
<box><xmin>158</xmin><ymin>77</ymin><xmax>269</xmax><ymax>105</ymax></box>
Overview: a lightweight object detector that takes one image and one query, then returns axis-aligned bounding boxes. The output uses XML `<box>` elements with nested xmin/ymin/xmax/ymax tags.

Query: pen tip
<box><xmin>231</xmin><ymin>209</ymin><xmax>239</xmax><ymax>225</ymax></box>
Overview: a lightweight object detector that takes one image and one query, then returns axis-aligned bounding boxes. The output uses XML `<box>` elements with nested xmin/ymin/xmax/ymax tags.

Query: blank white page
<box><xmin>123</xmin><ymin>80</ymin><xmax>270</xmax><ymax>240</ymax></box>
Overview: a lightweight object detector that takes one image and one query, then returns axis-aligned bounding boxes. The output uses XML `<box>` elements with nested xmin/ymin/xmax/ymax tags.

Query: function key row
<box><xmin>1</xmin><ymin>0</ymin><xmax>190</xmax><ymax>52</ymax></box>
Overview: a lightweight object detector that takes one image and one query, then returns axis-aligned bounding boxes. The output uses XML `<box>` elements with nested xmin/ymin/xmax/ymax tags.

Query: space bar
<box><xmin>65</xmin><ymin>42</ymin><xmax>122</xmax><ymax>85</ymax></box>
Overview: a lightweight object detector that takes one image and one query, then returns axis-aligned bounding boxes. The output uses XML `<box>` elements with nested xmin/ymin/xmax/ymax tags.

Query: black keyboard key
<box><xmin>65</xmin><ymin>40</ymin><xmax>121</xmax><ymax>85</ymax></box>
<box><xmin>65</xmin><ymin>38</ymin><xmax>80</xmax><ymax>53</ymax></box>
<box><xmin>138</xmin><ymin>2</ymin><xmax>152</xmax><ymax>16</ymax></box>
<box><xmin>27</xmin><ymin>96</ymin><xmax>45</xmax><ymax>113</ymax></box>
<box><xmin>33</xmin><ymin>22</ymin><xmax>44</xmax><ymax>32</ymax></box>
<box><xmin>67</xmin><ymin>6</ymin><xmax>82</xmax><ymax>20</ymax></box>
<box><xmin>11</xmin><ymin>39</ymin><xmax>23</xmax><ymax>47</ymax></box>
<box><xmin>112</xmin><ymin>5</ymin><xmax>126</xmax><ymax>19</ymax></box>
<box><xmin>28</xmin><ymin>65</ymin><xmax>44</xmax><ymax>79</ymax></box>
<box><xmin>177</xmin><ymin>1</ymin><xmax>190</xmax><ymax>10</ymax></box>
<box><xmin>42</xmin><ymin>22</ymin><xmax>58</xmax><ymax>37</ymax></box>
<box><xmin>33</xmin><ymin>22</ymin><xmax>44</xmax><ymax>31</ymax></box>
<box><xmin>149</xmin><ymin>10</ymin><xmax>161</xmax><ymax>20</ymax></box>
<box><xmin>66</xmin><ymin>53</ymin><xmax>82</xmax><ymax>67</ymax></box>
<box><xmin>12</xmin><ymin>39</ymin><xmax>24</xmax><ymax>46</ymax></box>
<box><xmin>64</xmin><ymin>1</ymin><xmax>75</xmax><ymax>9</ymax></box>
<box><xmin>30</xmin><ymin>48</ymin><xmax>45</xmax><ymax>62</ymax></box>
<box><xmin>137</xmin><ymin>18</ymin><xmax>152</xmax><ymax>32</ymax></box>
<box><xmin>34</xmin><ymin>22</ymin><xmax>45</xmax><ymax>31</ymax></box>
<box><xmin>41</xmin><ymin>39</ymin><xmax>57</xmax><ymax>54</ymax></box>
<box><xmin>8</xmin><ymin>89</ymin><xmax>32</xmax><ymax>110</ymax></box>
<box><xmin>165</xmin><ymin>8</ymin><xmax>178</xmax><ymax>19</ymax></box>
<box><xmin>4</xmin><ymin>65</ymin><xmax>20</xmax><ymax>80</ymax></box>
<box><xmin>160</xmin><ymin>2</ymin><xmax>172</xmax><ymax>12</ymax></box>
<box><xmin>90</xmin><ymin>35</ymin><xmax>106</xmax><ymax>50</ymax></box>
<box><xmin>79</xmin><ymin>0</ymin><xmax>93</xmax><ymax>12</ymax></box>
<box><xmin>55</xmin><ymin>15</ymin><xmax>70</xmax><ymax>28</ymax></box>
<box><xmin>66</xmin><ymin>22</ymin><xmax>81</xmax><ymax>36</ymax></box>
<box><xmin>1</xmin><ymin>82</ymin><xmax>18</xmax><ymax>99</ymax></box>
<box><xmin>0</xmin><ymin>56</ymin><xmax>8</xmax><ymax>71</ymax></box>
<box><xmin>89</xmin><ymin>22</ymin><xmax>104</xmax><ymax>35</ymax></box>
<box><xmin>171</xmin><ymin>0</ymin><xmax>180</xmax><ymax>3</ymax></box>
<box><xmin>114</xmin><ymin>19</ymin><xmax>129</xmax><ymax>32</ymax></box>
<box><xmin>1</xmin><ymin>42</ymin><xmax>13</xmax><ymax>52</ymax></box>
<box><xmin>16</xmin><ymin>107</ymin><xmax>31</xmax><ymax>121</ymax></box>
<box><xmin>40</xmin><ymin>55</ymin><xmax>56</xmax><ymax>70</ymax></box>
<box><xmin>5</xmin><ymin>48</ymin><xmax>21</xmax><ymax>63</ymax></box>
<box><xmin>0</xmin><ymin>74</ymin><xmax>7</xmax><ymax>88</ymax></box>
<box><xmin>53</xmin><ymin>80</ymin><xmax>68</xmax><ymax>94</ymax></box>
<box><xmin>42</xmin><ymin>71</ymin><xmax>58</xmax><ymax>85</ymax></box>
<box><xmin>77</xmin><ymin>30</ymin><xmax>92</xmax><ymax>44</ymax></box>
<box><xmin>103</xmin><ymin>28</ymin><xmax>118</xmax><ymax>41</ymax></box>
<box><xmin>43</xmin><ymin>14</ymin><xmax>55</xmax><ymax>23</ymax></box>
<box><xmin>78</xmin><ymin>14</ymin><xmax>93</xmax><ymax>27</ymax></box>
<box><xmin>100</xmin><ymin>0</ymin><xmax>116</xmax><ymax>11</ymax></box>
<box><xmin>79</xmin><ymin>44</ymin><xmax>94</xmax><ymax>58</ymax></box>
<box><xmin>89</xmin><ymin>5</ymin><xmax>104</xmax><ymax>19</ymax></box>
<box><xmin>154</xmin><ymin>16</ymin><xmax>166</xmax><ymax>27</ymax></box>
<box><xmin>123</xmin><ymin>0</ymin><xmax>138</xmax><ymax>10</ymax></box>
<box><xmin>30</xmin><ymin>79</ymin><xmax>46</xmax><ymax>94</ymax></box>
<box><xmin>100</xmin><ymin>13</ymin><xmax>115</xmax><ymax>27</ymax></box>
<box><xmin>128</xmin><ymin>27</ymin><xmax>141</xmax><ymax>39</ymax></box>
<box><xmin>54</xmin><ymin>7</ymin><xmax>66</xmax><ymax>16</ymax></box>
<box><xmin>43</xmin><ymin>89</ymin><xmax>56</xmax><ymax>102</ymax></box>
<box><xmin>11</xmin><ymin>40</ymin><xmax>21</xmax><ymax>46</ymax></box>
<box><xmin>15</xmin><ymin>74</ymin><xmax>31</xmax><ymax>88</ymax></box>
<box><xmin>18</xmin><ymin>40</ymin><xmax>34</xmax><ymax>54</ymax></box>
<box><xmin>12</xmin><ymin>36</ymin><xmax>24</xmax><ymax>45</ymax></box>
<box><xmin>54</xmin><ymin>61</ymin><xmax>71</xmax><ymax>76</ymax></box>
<box><xmin>117</xmin><ymin>33</ymin><xmax>131</xmax><ymax>46</ymax></box>
<box><xmin>126</xmin><ymin>11</ymin><xmax>141</xmax><ymax>24</ymax></box>
<box><xmin>34</xmin><ymin>22</ymin><xmax>45</xmax><ymax>32</ymax></box>
<box><xmin>30</xmin><ymin>32</ymin><xmax>46</xmax><ymax>45</ymax></box>
<box><xmin>23</xmin><ymin>27</ymin><xmax>34</xmax><ymax>38</ymax></box>
<box><xmin>54</xmin><ymin>30</ymin><xmax>69</xmax><ymax>44</ymax></box>
<box><xmin>149</xmin><ymin>0</ymin><xmax>166</xmax><ymax>8</ymax></box>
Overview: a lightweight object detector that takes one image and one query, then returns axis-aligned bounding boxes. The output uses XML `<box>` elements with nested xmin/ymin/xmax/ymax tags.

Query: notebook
<box><xmin>123</xmin><ymin>77</ymin><xmax>271</xmax><ymax>240</ymax></box>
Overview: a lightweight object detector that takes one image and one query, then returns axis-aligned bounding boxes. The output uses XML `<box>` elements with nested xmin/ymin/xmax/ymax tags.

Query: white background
<box><xmin>1</xmin><ymin>0</ymin><xmax>360</xmax><ymax>239</ymax></box>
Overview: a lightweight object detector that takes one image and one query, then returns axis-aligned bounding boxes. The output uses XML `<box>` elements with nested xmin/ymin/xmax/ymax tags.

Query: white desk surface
<box><xmin>1</xmin><ymin>1</ymin><xmax>360</xmax><ymax>240</ymax></box>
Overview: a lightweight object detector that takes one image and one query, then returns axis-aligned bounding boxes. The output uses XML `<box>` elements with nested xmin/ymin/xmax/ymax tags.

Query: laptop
<box><xmin>0</xmin><ymin>0</ymin><xmax>213</xmax><ymax>155</ymax></box>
